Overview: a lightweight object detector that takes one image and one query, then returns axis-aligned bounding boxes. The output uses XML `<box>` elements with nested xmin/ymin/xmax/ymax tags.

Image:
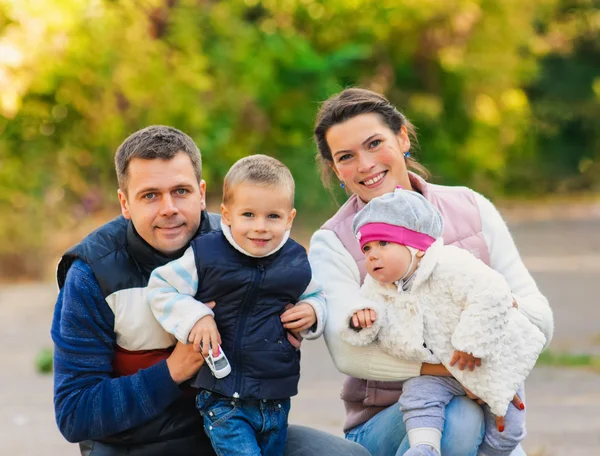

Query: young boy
<box><xmin>341</xmin><ymin>187</ymin><xmax>547</xmax><ymax>456</ymax></box>
<box><xmin>148</xmin><ymin>154</ymin><xmax>326</xmax><ymax>456</ymax></box>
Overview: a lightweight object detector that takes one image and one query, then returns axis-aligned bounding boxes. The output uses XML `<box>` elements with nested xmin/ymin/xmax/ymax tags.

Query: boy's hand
<box><xmin>351</xmin><ymin>308</ymin><xmax>377</xmax><ymax>329</ymax></box>
<box><xmin>188</xmin><ymin>315</ymin><xmax>221</xmax><ymax>357</ymax></box>
<box><xmin>450</xmin><ymin>350</ymin><xmax>481</xmax><ymax>371</ymax></box>
<box><xmin>280</xmin><ymin>302</ymin><xmax>317</xmax><ymax>333</ymax></box>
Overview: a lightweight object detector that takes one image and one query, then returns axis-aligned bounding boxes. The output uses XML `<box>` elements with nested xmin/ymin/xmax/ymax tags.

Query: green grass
<box><xmin>35</xmin><ymin>347</ymin><xmax>53</xmax><ymax>374</ymax></box>
<box><xmin>536</xmin><ymin>350</ymin><xmax>600</xmax><ymax>371</ymax></box>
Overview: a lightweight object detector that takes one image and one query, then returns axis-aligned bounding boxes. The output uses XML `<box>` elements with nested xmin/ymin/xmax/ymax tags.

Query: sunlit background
<box><xmin>1</xmin><ymin>1</ymin><xmax>599</xmax><ymax>455</ymax></box>
<box><xmin>0</xmin><ymin>0</ymin><xmax>598</xmax><ymax>279</ymax></box>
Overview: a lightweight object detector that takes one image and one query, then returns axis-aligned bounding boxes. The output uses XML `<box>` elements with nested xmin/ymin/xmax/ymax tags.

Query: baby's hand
<box><xmin>188</xmin><ymin>315</ymin><xmax>221</xmax><ymax>357</ymax></box>
<box><xmin>351</xmin><ymin>308</ymin><xmax>377</xmax><ymax>329</ymax></box>
<box><xmin>450</xmin><ymin>350</ymin><xmax>481</xmax><ymax>371</ymax></box>
<box><xmin>281</xmin><ymin>302</ymin><xmax>317</xmax><ymax>333</ymax></box>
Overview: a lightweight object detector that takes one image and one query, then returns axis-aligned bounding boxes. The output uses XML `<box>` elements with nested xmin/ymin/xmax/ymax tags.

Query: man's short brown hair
<box><xmin>115</xmin><ymin>125</ymin><xmax>202</xmax><ymax>193</ymax></box>
<box><xmin>223</xmin><ymin>154</ymin><xmax>295</xmax><ymax>206</ymax></box>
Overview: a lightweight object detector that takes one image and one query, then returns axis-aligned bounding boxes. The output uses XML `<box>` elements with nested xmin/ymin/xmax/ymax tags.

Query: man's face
<box><xmin>118</xmin><ymin>152</ymin><xmax>206</xmax><ymax>256</ymax></box>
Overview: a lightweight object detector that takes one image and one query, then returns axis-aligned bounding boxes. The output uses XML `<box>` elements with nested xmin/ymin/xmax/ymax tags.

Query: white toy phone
<box><xmin>202</xmin><ymin>345</ymin><xmax>231</xmax><ymax>379</ymax></box>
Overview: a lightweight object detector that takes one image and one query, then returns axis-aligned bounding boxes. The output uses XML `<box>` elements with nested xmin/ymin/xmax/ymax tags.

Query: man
<box><xmin>52</xmin><ymin>125</ymin><xmax>369</xmax><ymax>456</ymax></box>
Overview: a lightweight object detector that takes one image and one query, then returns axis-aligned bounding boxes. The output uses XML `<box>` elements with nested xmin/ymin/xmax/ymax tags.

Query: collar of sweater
<box><xmin>410</xmin><ymin>238</ymin><xmax>444</xmax><ymax>290</ymax></box>
<box><xmin>126</xmin><ymin>211</ymin><xmax>212</xmax><ymax>275</ymax></box>
<box><xmin>220</xmin><ymin>220</ymin><xmax>290</xmax><ymax>258</ymax></box>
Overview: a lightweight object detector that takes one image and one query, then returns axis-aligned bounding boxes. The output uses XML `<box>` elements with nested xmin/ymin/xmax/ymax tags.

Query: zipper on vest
<box><xmin>233</xmin><ymin>263</ymin><xmax>264</xmax><ymax>397</ymax></box>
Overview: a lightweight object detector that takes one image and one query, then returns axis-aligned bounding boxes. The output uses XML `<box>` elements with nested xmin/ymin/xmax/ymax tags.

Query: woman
<box><xmin>308</xmin><ymin>88</ymin><xmax>553</xmax><ymax>456</ymax></box>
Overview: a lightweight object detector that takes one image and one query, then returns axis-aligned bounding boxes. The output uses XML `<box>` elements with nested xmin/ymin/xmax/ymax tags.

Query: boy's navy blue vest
<box><xmin>190</xmin><ymin>230</ymin><xmax>311</xmax><ymax>400</ymax></box>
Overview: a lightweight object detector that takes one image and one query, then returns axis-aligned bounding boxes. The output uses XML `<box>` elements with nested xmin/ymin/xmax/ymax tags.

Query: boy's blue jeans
<box><xmin>196</xmin><ymin>389</ymin><xmax>290</xmax><ymax>456</ymax></box>
<box><xmin>345</xmin><ymin>395</ymin><xmax>527</xmax><ymax>456</ymax></box>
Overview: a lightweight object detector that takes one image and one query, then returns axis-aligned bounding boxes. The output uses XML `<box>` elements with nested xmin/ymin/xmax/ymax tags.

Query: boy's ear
<box><xmin>285</xmin><ymin>208</ymin><xmax>297</xmax><ymax>230</ymax></box>
<box><xmin>221</xmin><ymin>203</ymin><xmax>232</xmax><ymax>226</ymax></box>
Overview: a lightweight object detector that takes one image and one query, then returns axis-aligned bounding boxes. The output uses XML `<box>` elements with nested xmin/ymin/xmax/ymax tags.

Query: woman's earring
<box><xmin>404</xmin><ymin>151</ymin><xmax>410</xmax><ymax>158</ymax></box>
<box><xmin>340</xmin><ymin>182</ymin><xmax>345</xmax><ymax>189</ymax></box>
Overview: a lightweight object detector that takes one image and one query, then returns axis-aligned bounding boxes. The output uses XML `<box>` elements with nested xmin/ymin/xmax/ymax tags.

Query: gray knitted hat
<box><xmin>352</xmin><ymin>186</ymin><xmax>444</xmax><ymax>251</ymax></box>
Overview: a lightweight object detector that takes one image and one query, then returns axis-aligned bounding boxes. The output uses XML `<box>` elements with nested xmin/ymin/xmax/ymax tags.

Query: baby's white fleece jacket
<box><xmin>340</xmin><ymin>239</ymin><xmax>546</xmax><ymax>416</ymax></box>
<box><xmin>309</xmin><ymin>191</ymin><xmax>554</xmax><ymax>383</ymax></box>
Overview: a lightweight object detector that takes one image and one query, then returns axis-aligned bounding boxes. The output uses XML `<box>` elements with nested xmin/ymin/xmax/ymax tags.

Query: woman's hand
<box><xmin>463</xmin><ymin>386</ymin><xmax>485</xmax><ymax>406</ymax></box>
<box><xmin>450</xmin><ymin>350</ymin><xmax>481</xmax><ymax>371</ymax></box>
<box><xmin>420</xmin><ymin>363</ymin><xmax>452</xmax><ymax>376</ymax></box>
<box><xmin>462</xmin><ymin>386</ymin><xmax>525</xmax><ymax>424</ymax></box>
<box><xmin>494</xmin><ymin>395</ymin><xmax>526</xmax><ymax>433</ymax></box>
<box><xmin>350</xmin><ymin>308</ymin><xmax>377</xmax><ymax>329</ymax></box>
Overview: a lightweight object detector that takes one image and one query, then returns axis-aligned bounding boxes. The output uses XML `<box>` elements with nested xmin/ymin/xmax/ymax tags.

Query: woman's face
<box><xmin>326</xmin><ymin>113</ymin><xmax>412</xmax><ymax>203</ymax></box>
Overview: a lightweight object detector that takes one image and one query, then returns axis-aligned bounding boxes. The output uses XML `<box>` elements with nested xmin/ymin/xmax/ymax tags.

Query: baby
<box><xmin>148</xmin><ymin>154</ymin><xmax>326</xmax><ymax>456</ymax></box>
<box><xmin>341</xmin><ymin>187</ymin><xmax>546</xmax><ymax>456</ymax></box>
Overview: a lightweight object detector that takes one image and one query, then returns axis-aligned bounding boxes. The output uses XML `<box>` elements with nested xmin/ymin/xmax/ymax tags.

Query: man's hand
<box><xmin>351</xmin><ymin>308</ymin><xmax>377</xmax><ymax>329</ymax></box>
<box><xmin>450</xmin><ymin>350</ymin><xmax>481</xmax><ymax>371</ymax></box>
<box><xmin>166</xmin><ymin>342</ymin><xmax>205</xmax><ymax>384</ymax></box>
<box><xmin>188</xmin><ymin>315</ymin><xmax>221</xmax><ymax>357</ymax></box>
<box><xmin>280</xmin><ymin>302</ymin><xmax>317</xmax><ymax>333</ymax></box>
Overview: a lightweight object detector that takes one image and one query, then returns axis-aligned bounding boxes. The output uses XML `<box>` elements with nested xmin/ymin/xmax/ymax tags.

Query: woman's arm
<box><xmin>309</xmin><ymin>229</ymin><xmax>422</xmax><ymax>381</ymax></box>
<box><xmin>475</xmin><ymin>192</ymin><xmax>554</xmax><ymax>347</ymax></box>
<box><xmin>420</xmin><ymin>363</ymin><xmax>452</xmax><ymax>376</ymax></box>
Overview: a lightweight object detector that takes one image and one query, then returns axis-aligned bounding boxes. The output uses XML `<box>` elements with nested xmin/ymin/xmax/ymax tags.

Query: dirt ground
<box><xmin>1</xmin><ymin>212</ymin><xmax>599</xmax><ymax>455</ymax></box>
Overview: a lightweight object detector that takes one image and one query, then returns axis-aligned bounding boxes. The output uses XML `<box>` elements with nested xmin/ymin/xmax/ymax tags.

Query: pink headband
<box><xmin>356</xmin><ymin>222</ymin><xmax>436</xmax><ymax>251</ymax></box>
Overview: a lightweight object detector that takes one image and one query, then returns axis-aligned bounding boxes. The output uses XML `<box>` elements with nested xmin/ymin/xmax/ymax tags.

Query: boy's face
<box><xmin>221</xmin><ymin>182</ymin><xmax>296</xmax><ymax>257</ymax></box>
<box><xmin>118</xmin><ymin>152</ymin><xmax>206</xmax><ymax>256</ymax></box>
<box><xmin>363</xmin><ymin>240</ymin><xmax>422</xmax><ymax>284</ymax></box>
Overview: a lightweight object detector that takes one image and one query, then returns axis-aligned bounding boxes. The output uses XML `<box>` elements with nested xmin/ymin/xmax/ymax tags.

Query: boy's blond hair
<box><xmin>223</xmin><ymin>154</ymin><xmax>295</xmax><ymax>206</ymax></box>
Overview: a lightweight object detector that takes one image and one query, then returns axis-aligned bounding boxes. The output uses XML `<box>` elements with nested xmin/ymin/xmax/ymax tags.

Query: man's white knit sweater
<box><xmin>338</xmin><ymin>239</ymin><xmax>546</xmax><ymax>417</ymax></box>
<box><xmin>309</xmin><ymin>192</ymin><xmax>554</xmax><ymax>383</ymax></box>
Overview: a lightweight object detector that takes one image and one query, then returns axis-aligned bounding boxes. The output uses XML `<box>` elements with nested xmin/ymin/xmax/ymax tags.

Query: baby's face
<box><xmin>362</xmin><ymin>240</ymin><xmax>413</xmax><ymax>284</ymax></box>
<box><xmin>221</xmin><ymin>182</ymin><xmax>296</xmax><ymax>256</ymax></box>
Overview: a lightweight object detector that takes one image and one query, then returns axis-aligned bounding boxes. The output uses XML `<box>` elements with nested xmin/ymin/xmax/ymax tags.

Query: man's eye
<box><xmin>175</xmin><ymin>188</ymin><xmax>188</xmax><ymax>195</ymax></box>
<box><xmin>143</xmin><ymin>193</ymin><xmax>155</xmax><ymax>200</ymax></box>
<box><xmin>369</xmin><ymin>139</ymin><xmax>382</xmax><ymax>149</ymax></box>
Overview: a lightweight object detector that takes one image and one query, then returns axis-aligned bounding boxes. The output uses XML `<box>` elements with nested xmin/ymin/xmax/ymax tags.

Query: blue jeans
<box><xmin>196</xmin><ymin>390</ymin><xmax>290</xmax><ymax>456</ymax></box>
<box><xmin>345</xmin><ymin>396</ymin><xmax>528</xmax><ymax>456</ymax></box>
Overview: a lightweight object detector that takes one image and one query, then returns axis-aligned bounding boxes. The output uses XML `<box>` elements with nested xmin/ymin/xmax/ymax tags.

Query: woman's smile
<box><xmin>361</xmin><ymin>171</ymin><xmax>388</xmax><ymax>187</ymax></box>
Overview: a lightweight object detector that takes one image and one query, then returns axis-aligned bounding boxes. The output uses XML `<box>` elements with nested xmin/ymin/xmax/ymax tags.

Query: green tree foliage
<box><xmin>0</xmin><ymin>0</ymin><xmax>598</xmax><ymax>277</ymax></box>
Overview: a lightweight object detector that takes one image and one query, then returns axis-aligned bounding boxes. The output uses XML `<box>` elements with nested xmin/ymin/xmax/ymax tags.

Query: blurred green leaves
<box><xmin>0</xmin><ymin>0</ymin><xmax>598</xmax><ymax>278</ymax></box>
